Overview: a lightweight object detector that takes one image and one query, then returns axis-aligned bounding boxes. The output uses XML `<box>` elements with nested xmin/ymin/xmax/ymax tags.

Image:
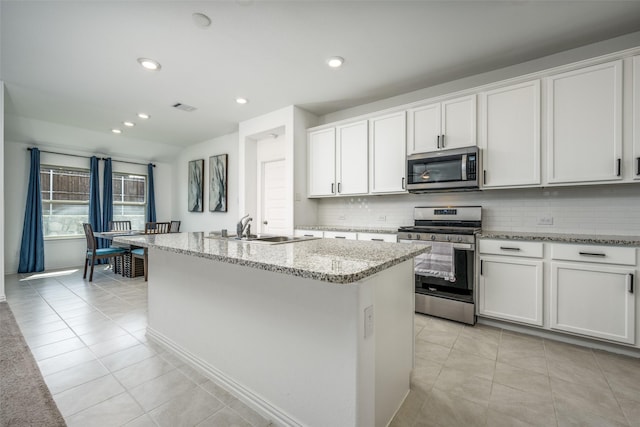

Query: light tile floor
<box><xmin>5</xmin><ymin>267</ymin><xmax>640</xmax><ymax>427</ymax></box>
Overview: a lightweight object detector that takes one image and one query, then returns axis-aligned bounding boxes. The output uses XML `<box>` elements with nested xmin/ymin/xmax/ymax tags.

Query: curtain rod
<box><xmin>27</xmin><ymin>148</ymin><xmax>155</xmax><ymax>167</ymax></box>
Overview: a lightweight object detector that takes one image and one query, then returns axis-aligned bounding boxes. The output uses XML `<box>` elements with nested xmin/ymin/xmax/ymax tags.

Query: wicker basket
<box><xmin>114</xmin><ymin>252</ymin><xmax>144</xmax><ymax>278</ymax></box>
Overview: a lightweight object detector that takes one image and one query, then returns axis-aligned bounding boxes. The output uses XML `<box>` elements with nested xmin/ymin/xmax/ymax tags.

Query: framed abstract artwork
<box><xmin>209</xmin><ymin>154</ymin><xmax>228</xmax><ymax>212</ymax></box>
<box><xmin>188</xmin><ymin>159</ymin><xmax>204</xmax><ymax>212</ymax></box>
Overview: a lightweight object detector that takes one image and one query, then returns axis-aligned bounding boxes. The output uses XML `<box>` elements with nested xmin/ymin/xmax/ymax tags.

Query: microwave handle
<box><xmin>461</xmin><ymin>154</ymin><xmax>467</xmax><ymax>180</ymax></box>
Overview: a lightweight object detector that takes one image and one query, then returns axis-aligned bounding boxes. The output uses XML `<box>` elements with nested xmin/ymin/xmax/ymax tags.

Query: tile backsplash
<box><xmin>315</xmin><ymin>184</ymin><xmax>640</xmax><ymax>236</ymax></box>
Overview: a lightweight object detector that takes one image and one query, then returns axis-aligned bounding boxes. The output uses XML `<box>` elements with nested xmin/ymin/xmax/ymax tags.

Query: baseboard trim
<box><xmin>146</xmin><ymin>327</ymin><xmax>302</xmax><ymax>427</ymax></box>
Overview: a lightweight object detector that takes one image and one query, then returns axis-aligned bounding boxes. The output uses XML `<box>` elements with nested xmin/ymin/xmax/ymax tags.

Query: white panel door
<box><xmin>370</xmin><ymin>111</ymin><xmax>407</xmax><ymax>194</ymax></box>
<box><xmin>308</xmin><ymin>128</ymin><xmax>336</xmax><ymax>197</ymax></box>
<box><xmin>634</xmin><ymin>55</ymin><xmax>640</xmax><ymax>180</ymax></box>
<box><xmin>336</xmin><ymin>120</ymin><xmax>368</xmax><ymax>195</ymax></box>
<box><xmin>261</xmin><ymin>159</ymin><xmax>287</xmax><ymax>235</ymax></box>
<box><xmin>550</xmin><ymin>262</ymin><xmax>635</xmax><ymax>344</ymax></box>
<box><xmin>546</xmin><ymin>60</ymin><xmax>623</xmax><ymax>184</ymax></box>
<box><xmin>407</xmin><ymin>103</ymin><xmax>440</xmax><ymax>154</ymax></box>
<box><xmin>441</xmin><ymin>95</ymin><xmax>477</xmax><ymax>149</ymax></box>
<box><xmin>479</xmin><ymin>256</ymin><xmax>544</xmax><ymax>326</ymax></box>
<box><xmin>481</xmin><ymin>80</ymin><xmax>540</xmax><ymax>187</ymax></box>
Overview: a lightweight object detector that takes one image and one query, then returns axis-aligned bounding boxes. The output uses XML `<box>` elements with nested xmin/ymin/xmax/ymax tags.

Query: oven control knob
<box><xmin>407</xmin><ymin>234</ymin><xmax>412</xmax><ymax>239</ymax></box>
<box><xmin>446</xmin><ymin>235</ymin><xmax>451</xmax><ymax>241</ymax></box>
<box><xmin>416</xmin><ymin>234</ymin><xmax>421</xmax><ymax>240</ymax></box>
<box><xmin>457</xmin><ymin>236</ymin><xmax>463</xmax><ymax>242</ymax></box>
<box><xmin>430</xmin><ymin>234</ymin><xmax>436</xmax><ymax>241</ymax></box>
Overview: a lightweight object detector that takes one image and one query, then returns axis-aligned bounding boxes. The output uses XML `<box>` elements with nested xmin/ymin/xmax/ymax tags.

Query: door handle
<box><xmin>483</xmin><ymin>170</ymin><xmax>487</xmax><ymax>185</ymax></box>
<box><xmin>480</xmin><ymin>259</ymin><xmax>483</xmax><ymax>275</ymax></box>
<box><xmin>441</xmin><ymin>134</ymin><xmax>445</xmax><ymax>148</ymax></box>
<box><xmin>402</xmin><ymin>177</ymin><xmax>405</xmax><ymax>189</ymax></box>
<box><xmin>636</xmin><ymin>157</ymin><xmax>640</xmax><ymax>176</ymax></box>
<box><xmin>335</xmin><ymin>236</ymin><xmax>346</xmax><ymax>239</ymax></box>
<box><xmin>331</xmin><ymin>183</ymin><xmax>335</xmax><ymax>194</ymax></box>
<box><xmin>371</xmin><ymin>238</ymin><xmax>384</xmax><ymax>242</ymax></box>
<box><xmin>337</xmin><ymin>182</ymin><xmax>341</xmax><ymax>193</ymax></box>
<box><xmin>263</xmin><ymin>221</ymin><xmax>268</xmax><ymax>225</ymax></box>
<box><xmin>616</xmin><ymin>158</ymin><xmax>621</xmax><ymax>177</ymax></box>
<box><xmin>499</xmin><ymin>246</ymin><xmax>521</xmax><ymax>251</ymax></box>
<box><xmin>629</xmin><ymin>274</ymin><xmax>634</xmax><ymax>294</ymax></box>
<box><xmin>437</xmin><ymin>135</ymin><xmax>440</xmax><ymax>149</ymax></box>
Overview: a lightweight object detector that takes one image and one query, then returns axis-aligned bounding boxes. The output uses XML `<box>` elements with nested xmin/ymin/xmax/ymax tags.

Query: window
<box><xmin>112</xmin><ymin>173</ymin><xmax>147</xmax><ymax>230</ymax></box>
<box><xmin>40</xmin><ymin>166</ymin><xmax>90</xmax><ymax>238</ymax></box>
<box><xmin>40</xmin><ymin>166</ymin><xmax>148</xmax><ymax>238</ymax></box>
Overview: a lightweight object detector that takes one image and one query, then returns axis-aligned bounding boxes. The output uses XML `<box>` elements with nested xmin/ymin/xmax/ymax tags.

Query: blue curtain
<box><xmin>88</xmin><ymin>156</ymin><xmax>102</xmax><ymax>246</ymax></box>
<box><xmin>18</xmin><ymin>148</ymin><xmax>45</xmax><ymax>273</ymax></box>
<box><xmin>147</xmin><ymin>163</ymin><xmax>156</xmax><ymax>222</ymax></box>
<box><xmin>102</xmin><ymin>158</ymin><xmax>113</xmax><ymax>233</ymax></box>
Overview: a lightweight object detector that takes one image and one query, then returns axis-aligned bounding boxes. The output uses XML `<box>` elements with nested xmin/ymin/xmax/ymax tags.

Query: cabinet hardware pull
<box><xmin>480</xmin><ymin>259</ymin><xmax>483</xmax><ymax>275</ymax></box>
<box><xmin>437</xmin><ymin>135</ymin><xmax>440</xmax><ymax>149</ymax></box>
<box><xmin>629</xmin><ymin>274</ymin><xmax>634</xmax><ymax>294</ymax></box>
<box><xmin>338</xmin><ymin>182</ymin><xmax>341</xmax><ymax>193</ymax></box>
<box><xmin>636</xmin><ymin>157</ymin><xmax>640</xmax><ymax>176</ymax></box>
<box><xmin>371</xmin><ymin>238</ymin><xmax>384</xmax><ymax>242</ymax></box>
<box><xmin>499</xmin><ymin>246</ymin><xmax>521</xmax><ymax>251</ymax></box>
<box><xmin>402</xmin><ymin>177</ymin><xmax>405</xmax><ymax>189</ymax></box>
<box><xmin>617</xmin><ymin>158</ymin><xmax>621</xmax><ymax>177</ymax></box>
<box><xmin>331</xmin><ymin>183</ymin><xmax>335</xmax><ymax>194</ymax></box>
<box><xmin>483</xmin><ymin>170</ymin><xmax>487</xmax><ymax>184</ymax></box>
<box><xmin>441</xmin><ymin>134</ymin><xmax>445</xmax><ymax>148</ymax></box>
<box><xmin>578</xmin><ymin>251</ymin><xmax>606</xmax><ymax>257</ymax></box>
<box><xmin>304</xmin><ymin>234</ymin><xmax>314</xmax><ymax>237</ymax></box>
<box><xmin>335</xmin><ymin>236</ymin><xmax>346</xmax><ymax>239</ymax></box>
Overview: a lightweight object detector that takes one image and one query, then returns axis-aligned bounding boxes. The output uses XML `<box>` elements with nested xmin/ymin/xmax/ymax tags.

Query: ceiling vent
<box><xmin>172</xmin><ymin>102</ymin><xmax>197</xmax><ymax>112</ymax></box>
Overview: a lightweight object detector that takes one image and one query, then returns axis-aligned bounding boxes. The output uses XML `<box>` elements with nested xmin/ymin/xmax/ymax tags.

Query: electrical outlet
<box><xmin>338</xmin><ymin>215</ymin><xmax>346</xmax><ymax>221</ymax></box>
<box><xmin>537</xmin><ymin>216</ymin><xmax>553</xmax><ymax>225</ymax></box>
<box><xmin>377</xmin><ymin>215</ymin><xmax>386</xmax><ymax>222</ymax></box>
<box><xmin>364</xmin><ymin>305</ymin><xmax>374</xmax><ymax>338</ymax></box>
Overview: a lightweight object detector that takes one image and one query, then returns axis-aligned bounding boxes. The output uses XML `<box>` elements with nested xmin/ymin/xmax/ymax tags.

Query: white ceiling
<box><xmin>3</xmin><ymin>1</ymin><xmax>640</xmax><ymax>162</ymax></box>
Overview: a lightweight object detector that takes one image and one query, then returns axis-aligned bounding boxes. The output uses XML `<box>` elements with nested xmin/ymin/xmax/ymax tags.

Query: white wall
<box><xmin>314</xmin><ymin>184</ymin><xmax>640</xmax><ymax>236</ymax></box>
<box><xmin>1</xmin><ymin>82</ymin><xmax>5</xmax><ymax>300</ymax></box>
<box><xmin>171</xmin><ymin>132</ymin><xmax>239</xmax><ymax>234</ymax></box>
<box><xmin>4</xmin><ymin>140</ymin><xmax>173</xmax><ymax>273</ymax></box>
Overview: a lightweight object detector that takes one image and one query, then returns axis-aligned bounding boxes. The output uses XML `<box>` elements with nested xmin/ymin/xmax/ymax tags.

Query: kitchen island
<box><xmin>114</xmin><ymin>232</ymin><xmax>427</xmax><ymax>427</ymax></box>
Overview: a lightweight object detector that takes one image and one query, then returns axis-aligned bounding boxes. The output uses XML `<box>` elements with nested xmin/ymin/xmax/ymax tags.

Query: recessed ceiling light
<box><xmin>137</xmin><ymin>113</ymin><xmax>150</xmax><ymax>119</ymax></box>
<box><xmin>327</xmin><ymin>56</ymin><xmax>344</xmax><ymax>68</ymax></box>
<box><xmin>137</xmin><ymin>58</ymin><xmax>161</xmax><ymax>71</ymax></box>
<box><xmin>192</xmin><ymin>12</ymin><xmax>211</xmax><ymax>28</ymax></box>
<box><xmin>123</xmin><ymin>121</ymin><xmax>135</xmax><ymax>127</ymax></box>
<box><xmin>112</xmin><ymin>129</ymin><xmax>122</xmax><ymax>134</ymax></box>
<box><xmin>236</xmin><ymin>97</ymin><xmax>248</xmax><ymax>104</ymax></box>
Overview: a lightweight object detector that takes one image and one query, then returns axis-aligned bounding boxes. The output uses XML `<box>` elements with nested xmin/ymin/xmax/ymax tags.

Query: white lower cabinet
<box><xmin>478</xmin><ymin>239</ymin><xmax>544</xmax><ymax>326</ymax></box>
<box><xmin>550</xmin><ymin>261</ymin><xmax>635</xmax><ymax>344</ymax></box>
<box><xmin>479</xmin><ymin>256</ymin><xmax>544</xmax><ymax>326</ymax></box>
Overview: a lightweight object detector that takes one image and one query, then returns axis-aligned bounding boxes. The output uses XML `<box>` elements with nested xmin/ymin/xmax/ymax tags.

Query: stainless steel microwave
<box><xmin>406</xmin><ymin>146</ymin><xmax>480</xmax><ymax>192</ymax></box>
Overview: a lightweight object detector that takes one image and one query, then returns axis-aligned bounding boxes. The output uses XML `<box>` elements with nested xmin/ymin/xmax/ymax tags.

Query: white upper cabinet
<box><xmin>634</xmin><ymin>55</ymin><xmax>640</xmax><ymax>180</ymax></box>
<box><xmin>546</xmin><ymin>60</ymin><xmax>623</xmax><ymax>184</ymax></box>
<box><xmin>308</xmin><ymin>128</ymin><xmax>336</xmax><ymax>197</ymax></box>
<box><xmin>336</xmin><ymin>120</ymin><xmax>368</xmax><ymax>195</ymax></box>
<box><xmin>480</xmin><ymin>80</ymin><xmax>540</xmax><ymax>188</ymax></box>
<box><xmin>369</xmin><ymin>111</ymin><xmax>407</xmax><ymax>194</ymax></box>
<box><xmin>407</xmin><ymin>94</ymin><xmax>476</xmax><ymax>154</ymax></box>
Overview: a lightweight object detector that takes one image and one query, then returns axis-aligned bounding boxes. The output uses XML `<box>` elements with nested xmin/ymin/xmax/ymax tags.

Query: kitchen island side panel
<box><xmin>148</xmin><ymin>247</ymin><xmax>414</xmax><ymax>426</ymax></box>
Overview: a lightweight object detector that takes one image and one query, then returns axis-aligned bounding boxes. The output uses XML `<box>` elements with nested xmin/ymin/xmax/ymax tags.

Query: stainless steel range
<box><xmin>397</xmin><ymin>206</ymin><xmax>481</xmax><ymax>325</ymax></box>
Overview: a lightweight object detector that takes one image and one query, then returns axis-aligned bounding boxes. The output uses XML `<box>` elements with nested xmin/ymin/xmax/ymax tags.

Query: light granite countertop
<box><xmin>295</xmin><ymin>225</ymin><xmax>400</xmax><ymax>234</ymax></box>
<box><xmin>114</xmin><ymin>232</ymin><xmax>427</xmax><ymax>284</ymax></box>
<box><xmin>479</xmin><ymin>231</ymin><xmax>640</xmax><ymax>247</ymax></box>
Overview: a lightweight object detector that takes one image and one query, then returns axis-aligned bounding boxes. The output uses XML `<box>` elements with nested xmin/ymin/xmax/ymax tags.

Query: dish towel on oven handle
<box><xmin>414</xmin><ymin>241</ymin><xmax>456</xmax><ymax>282</ymax></box>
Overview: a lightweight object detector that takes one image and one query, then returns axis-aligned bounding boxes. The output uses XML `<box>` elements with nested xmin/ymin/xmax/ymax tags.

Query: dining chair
<box><xmin>131</xmin><ymin>221</ymin><xmax>171</xmax><ymax>281</ymax></box>
<box><xmin>108</xmin><ymin>220</ymin><xmax>131</xmax><ymax>231</ymax></box>
<box><xmin>82</xmin><ymin>223</ymin><xmax>126</xmax><ymax>282</ymax></box>
<box><xmin>170</xmin><ymin>220</ymin><xmax>181</xmax><ymax>233</ymax></box>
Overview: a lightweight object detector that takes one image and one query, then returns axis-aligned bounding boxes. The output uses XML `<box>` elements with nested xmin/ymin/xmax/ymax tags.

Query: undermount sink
<box><xmin>207</xmin><ymin>233</ymin><xmax>319</xmax><ymax>245</ymax></box>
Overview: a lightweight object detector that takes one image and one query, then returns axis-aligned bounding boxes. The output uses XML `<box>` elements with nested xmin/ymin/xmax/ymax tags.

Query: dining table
<box><xmin>94</xmin><ymin>230</ymin><xmax>145</xmax><ymax>277</ymax></box>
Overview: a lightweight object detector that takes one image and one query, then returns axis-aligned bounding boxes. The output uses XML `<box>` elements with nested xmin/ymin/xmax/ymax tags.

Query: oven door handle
<box><xmin>452</xmin><ymin>243</ymin><xmax>473</xmax><ymax>250</ymax></box>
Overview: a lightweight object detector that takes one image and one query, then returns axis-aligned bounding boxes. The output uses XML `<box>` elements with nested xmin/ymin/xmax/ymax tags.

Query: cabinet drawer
<box><xmin>323</xmin><ymin>231</ymin><xmax>358</xmax><ymax>240</ymax></box>
<box><xmin>294</xmin><ymin>229</ymin><xmax>324</xmax><ymax>238</ymax></box>
<box><xmin>357</xmin><ymin>232</ymin><xmax>397</xmax><ymax>243</ymax></box>
<box><xmin>479</xmin><ymin>239</ymin><xmax>543</xmax><ymax>258</ymax></box>
<box><xmin>550</xmin><ymin>243</ymin><xmax>636</xmax><ymax>266</ymax></box>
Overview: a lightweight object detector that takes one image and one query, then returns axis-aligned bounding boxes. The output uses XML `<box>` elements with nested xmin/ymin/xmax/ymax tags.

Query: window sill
<box><xmin>44</xmin><ymin>235</ymin><xmax>84</xmax><ymax>242</ymax></box>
